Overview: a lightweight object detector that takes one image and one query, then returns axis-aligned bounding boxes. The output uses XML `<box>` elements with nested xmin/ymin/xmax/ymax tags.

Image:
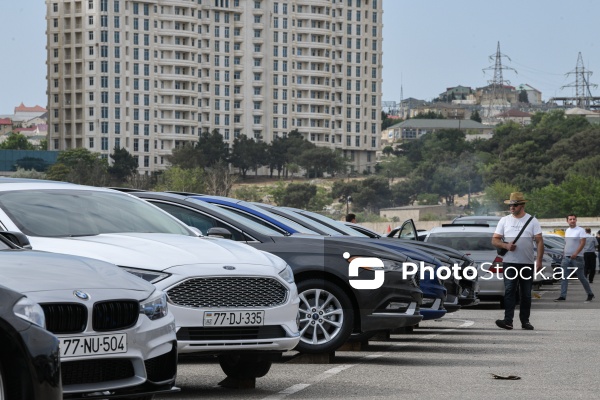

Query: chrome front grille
<box><xmin>167</xmin><ymin>277</ymin><xmax>288</xmax><ymax>308</ymax></box>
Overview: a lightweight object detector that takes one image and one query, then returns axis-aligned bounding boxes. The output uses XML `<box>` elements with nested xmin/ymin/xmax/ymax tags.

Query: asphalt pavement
<box><xmin>158</xmin><ymin>280</ymin><xmax>600</xmax><ymax>400</ymax></box>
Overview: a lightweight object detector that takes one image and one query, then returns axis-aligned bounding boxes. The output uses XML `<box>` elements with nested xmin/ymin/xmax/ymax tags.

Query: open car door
<box><xmin>387</xmin><ymin>219</ymin><xmax>419</xmax><ymax>240</ymax></box>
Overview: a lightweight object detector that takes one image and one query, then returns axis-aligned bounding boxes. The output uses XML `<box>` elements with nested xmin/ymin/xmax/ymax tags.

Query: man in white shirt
<box><xmin>554</xmin><ymin>215</ymin><xmax>595</xmax><ymax>302</ymax></box>
<box><xmin>492</xmin><ymin>192</ymin><xmax>543</xmax><ymax>331</ymax></box>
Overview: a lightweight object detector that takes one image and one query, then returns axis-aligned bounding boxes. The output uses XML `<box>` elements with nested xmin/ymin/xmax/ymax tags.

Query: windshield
<box><xmin>259</xmin><ymin>206</ymin><xmax>343</xmax><ymax>236</ymax></box>
<box><xmin>427</xmin><ymin>232</ymin><xmax>495</xmax><ymax>251</ymax></box>
<box><xmin>289</xmin><ymin>208</ymin><xmax>370</xmax><ymax>237</ymax></box>
<box><xmin>544</xmin><ymin>235</ymin><xmax>565</xmax><ymax>249</ymax></box>
<box><xmin>0</xmin><ymin>189</ymin><xmax>192</xmax><ymax>237</ymax></box>
<box><xmin>185</xmin><ymin>198</ymin><xmax>285</xmax><ymax>237</ymax></box>
<box><xmin>210</xmin><ymin>200</ymin><xmax>319</xmax><ymax>235</ymax></box>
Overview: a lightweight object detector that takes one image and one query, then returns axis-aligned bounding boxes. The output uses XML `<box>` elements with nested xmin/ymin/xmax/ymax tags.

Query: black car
<box><xmin>123</xmin><ymin>190</ymin><xmax>424</xmax><ymax>355</ymax></box>
<box><xmin>346</xmin><ymin>220</ymin><xmax>480</xmax><ymax>309</ymax></box>
<box><xmin>0</xmin><ymin>235</ymin><xmax>62</xmax><ymax>400</ymax></box>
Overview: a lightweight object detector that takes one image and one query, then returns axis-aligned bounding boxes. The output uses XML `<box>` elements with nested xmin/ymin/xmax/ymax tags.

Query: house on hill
<box><xmin>381</xmin><ymin>119</ymin><xmax>493</xmax><ymax>144</ymax></box>
<box><xmin>496</xmin><ymin>109</ymin><xmax>533</xmax><ymax>125</ymax></box>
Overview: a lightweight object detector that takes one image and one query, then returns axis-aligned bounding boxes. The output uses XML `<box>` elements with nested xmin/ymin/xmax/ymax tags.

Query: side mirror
<box><xmin>206</xmin><ymin>227</ymin><xmax>233</xmax><ymax>240</ymax></box>
<box><xmin>0</xmin><ymin>231</ymin><xmax>33</xmax><ymax>249</ymax></box>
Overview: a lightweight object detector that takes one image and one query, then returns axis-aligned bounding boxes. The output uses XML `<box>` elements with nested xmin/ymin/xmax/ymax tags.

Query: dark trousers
<box><xmin>584</xmin><ymin>252</ymin><xmax>597</xmax><ymax>283</ymax></box>
<box><xmin>503</xmin><ymin>263</ymin><xmax>533</xmax><ymax>325</ymax></box>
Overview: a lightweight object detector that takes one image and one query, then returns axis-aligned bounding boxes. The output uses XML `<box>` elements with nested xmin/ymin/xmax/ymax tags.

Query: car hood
<box><xmin>28</xmin><ymin>232</ymin><xmax>280</xmax><ymax>272</ymax></box>
<box><xmin>0</xmin><ymin>250</ymin><xmax>154</xmax><ymax>293</ymax></box>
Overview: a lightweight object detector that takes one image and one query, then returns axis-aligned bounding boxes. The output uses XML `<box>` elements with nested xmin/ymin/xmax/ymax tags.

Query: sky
<box><xmin>2</xmin><ymin>0</ymin><xmax>600</xmax><ymax>114</ymax></box>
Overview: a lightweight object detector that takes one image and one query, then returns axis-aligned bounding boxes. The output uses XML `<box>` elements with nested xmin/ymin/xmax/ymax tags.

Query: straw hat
<box><xmin>503</xmin><ymin>192</ymin><xmax>528</xmax><ymax>205</ymax></box>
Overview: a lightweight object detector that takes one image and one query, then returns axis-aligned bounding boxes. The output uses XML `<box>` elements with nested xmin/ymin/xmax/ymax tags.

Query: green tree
<box><xmin>267</xmin><ymin>135</ymin><xmax>289</xmax><ymax>178</ymax></box>
<box><xmin>483</xmin><ymin>181</ymin><xmax>520</xmax><ymax>212</ymax></box>
<box><xmin>470</xmin><ymin>110</ymin><xmax>482</xmax><ymax>123</ymax></box>
<box><xmin>280</xmin><ymin>183</ymin><xmax>317</xmax><ymax>209</ymax></box>
<box><xmin>0</xmin><ymin>133</ymin><xmax>35</xmax><ymax>150</ymax></box>
<box><xmin>382</xmin><ymin>145</ymin><xmax>394</xmax><ymax>157</ymax></box>
<box><xmin>296</xmin><ymin>147</ymin><xmax>347</xmax><ymax>178</ymax></box>
<box><xmin>528</xmin><ymin>175</ymin><xmax>600</xmax><ymax>218</ymax></box>
<box><xmin>198</xmin><ymin>129</ymin><xmax>229</xmax><ymax>167</ymax></box>
<box><xmin>518</xmin><ymin>90</ymin><xmax>529</xmax><ymax>103</ymax></box>
<box><xmin>109</xmin><ymin>146</ymin><xmax>138</xmax><ymax>183</ymax></box>
<box><xmin>378</xmin><ymin>156</ymin><xmax>411</xmax><ymax>184</ymax></box>
<box><xmin>37</xmin><ymin>137</ymin><xmax>49</xmax><ymax>150</ymax></box>
<box><xmin>230</xmin><ymin>135</ymin><xmax>266</xmax><ymax>178</ymax></box>
<box><xmin>153</xmin><ymin>166</ymin><xmax>206</xmax><ymax>193</ymax></box>
<box><xmin>235</xmin><ymin>185</ymin><xmax>264</xmax><ymax>202</ymax></box>
<box><xmin>46</xmin><ymin>148</ymin><xmax>109</xmax><ymax>185</ymax></box>
<box><xmin>348</xmin><ymin>176</ymin><xmax>393</xmax><ymax>213</ymax></box>
<box><xmin>412</xmin><ymin>111</ymin><xmax>445</xmax><ymax>119</ymax></box>
<box><xmin>381</xmin><ymin>111</ymin><xmax>397</xmax><ymax>130</ymax></box>
<box><xmin>166</xmin><ymin>142</ymin><xmax>203</xmax><ymax>169</ymax></box>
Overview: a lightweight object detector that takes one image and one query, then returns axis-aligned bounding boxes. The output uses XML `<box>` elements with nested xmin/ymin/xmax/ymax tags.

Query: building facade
<box><xmin>46</xmin><ymin>0</ymin><xmax>383</xmax><ymax>174</ymax></box>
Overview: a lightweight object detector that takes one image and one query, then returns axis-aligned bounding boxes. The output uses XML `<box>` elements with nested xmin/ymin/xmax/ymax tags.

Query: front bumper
<box><xmin>60</xmin><ymin>315</ymin><xmax>177</xmax><ymax>398</ymax></box>
<box><xmin>355</xmin><ymin>270</ymin><xmax>424</xmax><ymax>332</ymax></box>
<box><xmin>160</xmin><ymin>273</ymin><xmax>301</xmax><ymax>354</ymax></box>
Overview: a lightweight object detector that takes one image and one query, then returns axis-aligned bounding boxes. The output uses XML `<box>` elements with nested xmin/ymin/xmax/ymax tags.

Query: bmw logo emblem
<box><xmin>223</xmin><ymin>266</ymin><xmax>236</xmax><ymax>270</ymax></box>
<box><xmin>74</xmin><ymin>290</ymin><xmax>90</xmax><ymax>300</ymax></box>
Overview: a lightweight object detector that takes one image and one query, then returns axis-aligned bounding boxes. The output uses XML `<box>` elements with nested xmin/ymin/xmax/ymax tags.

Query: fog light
<box><xmin>385</xmin><ymin>302</ymin><xmax>409</xmax><ymax>310</ymax></box>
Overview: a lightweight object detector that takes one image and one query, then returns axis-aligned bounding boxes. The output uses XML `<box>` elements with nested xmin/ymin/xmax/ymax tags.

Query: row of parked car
<box><xmin>4</xmin><ymin>178</ymin><xmax>541</xmax><ymax>399</ymax></box>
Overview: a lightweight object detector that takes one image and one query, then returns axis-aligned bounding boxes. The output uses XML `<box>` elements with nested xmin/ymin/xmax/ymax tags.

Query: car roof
<box><xmin>429</xmin><ymin>224</ymin><xmax>496</xmax><ymax>234</ymax></box>
<box><xmin>452</xmin><ymin>215</ymin><xmax>501</xmax><ymax>224</ymax></box>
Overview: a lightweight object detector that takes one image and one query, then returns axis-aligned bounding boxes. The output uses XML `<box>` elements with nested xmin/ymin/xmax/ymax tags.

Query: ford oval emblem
<box><xmin>74</xmin><ymin>290</ymin><xmax>90</xmax><ymax>301</ymax></box>
<box><xmin>223</xmin><ymin>266</ymin><xmax>236</xmax><ymax>270</ymax></box>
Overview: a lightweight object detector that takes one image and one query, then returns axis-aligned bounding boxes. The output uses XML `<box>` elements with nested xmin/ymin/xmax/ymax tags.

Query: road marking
<box><xmin>260</xmin><ymin>319</ymin><xmax>474</xmax><ymax>400</ymax></box>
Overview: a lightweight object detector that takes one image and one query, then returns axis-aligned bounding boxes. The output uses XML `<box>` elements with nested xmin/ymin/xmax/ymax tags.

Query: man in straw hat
<box><xmin>492</xmin><ymin>192</ymin><xmax>543</xmax><ymax>330</ymax></box>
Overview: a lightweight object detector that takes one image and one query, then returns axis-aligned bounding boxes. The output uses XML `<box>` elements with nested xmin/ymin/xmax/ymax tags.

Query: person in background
<box><xmin>554</xmin><ymin>215</ymin><xmax>595</xmax><ymax>302</ymax></box>
<box><xmin>345</xmin><ymin>213</ymin><xmax>357</xmax><ymax>223</ymax></box>
<box><xmin>596</xmin><ymin>230</ymin><xmax>600</xmax><ymax>274</ymax></box>
<box><xmin>583</xmin><ymin>227</ymin><xmax>596</xmax><ymax>283</ymax></box>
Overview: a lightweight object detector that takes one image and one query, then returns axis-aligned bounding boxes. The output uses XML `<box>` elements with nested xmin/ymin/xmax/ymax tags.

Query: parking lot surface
<box><xmin>158</xmin><ymin>282</ymin><xmax>600</xmax><ymax>400</ymax></box>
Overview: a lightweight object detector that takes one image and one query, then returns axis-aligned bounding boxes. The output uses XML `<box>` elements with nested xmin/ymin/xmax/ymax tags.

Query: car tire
<box><xmin>295</xmin><ymin>279</ymin><xmax>354</xmax><ymax>354</ymax></box>
<box><xmin>218</xmin><ymin>354</ymin><xmax>273</xmax><ymax>379</ymax></box>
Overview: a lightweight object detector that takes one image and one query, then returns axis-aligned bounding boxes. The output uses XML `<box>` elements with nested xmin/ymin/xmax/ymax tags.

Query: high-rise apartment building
<box><xmin>46</xmin><ymin>0</ymin><xmax>383</xmax><ymax>174</ymax></box>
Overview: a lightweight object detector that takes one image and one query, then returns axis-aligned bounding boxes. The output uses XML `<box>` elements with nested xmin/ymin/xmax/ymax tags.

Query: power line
<box><xmin>481</xmin><ymin>42</ymin><xmax>517</xmax><ymax>120</ymax></box>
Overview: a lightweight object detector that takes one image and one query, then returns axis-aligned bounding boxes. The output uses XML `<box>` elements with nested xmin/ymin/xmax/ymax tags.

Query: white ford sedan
<box><xmin>0</xmin><ymin>179</ymin><xmax>300</xmax><ymax>381</ymax></box>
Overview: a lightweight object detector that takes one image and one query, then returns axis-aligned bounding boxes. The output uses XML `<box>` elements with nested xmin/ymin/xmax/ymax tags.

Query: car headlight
<box><xmin>14</xmin><ymin>297</ymin><xmax>46</xmax><ymax>328</ymax></box>
<box><xmin>121</xmin><ymin>266</ymin><xmax>170</xmax><ymax>284</ymax></box>
<box><xmin>278</xmin><ymin>264</ymin><xmax>295</xmax><ymax>284</ymax></box>
<box><xmin>381</xmin><ymin>259</ymin><xmax>404</xmax><ymax>271</ymax></box>
<box><xmin>140</xmin><ymin>291</ymin><xmax>168</xmax><ymax>321</ymax></box>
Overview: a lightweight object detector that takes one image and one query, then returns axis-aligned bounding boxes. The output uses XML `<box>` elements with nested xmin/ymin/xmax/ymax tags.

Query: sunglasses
<box><xmin>509</xmin><ymin>203</ymin><xmax>524</xmax><ymax>208</ymax></box>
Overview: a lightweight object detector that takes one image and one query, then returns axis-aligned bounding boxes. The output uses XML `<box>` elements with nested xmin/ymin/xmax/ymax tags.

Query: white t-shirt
<box><xmin>584</xmin><ymin>234</ymin><xmax>596</xmax><ymax>253</ymax></box>
<box><xmin>494</xmin><ymin>213</ymin><xmax>542</xmax><ymax>264</ymax></box>
<box><xmin>564</xmin><ymin>226</ymin><xmax>587</xmax><ymax>257</ymax></box>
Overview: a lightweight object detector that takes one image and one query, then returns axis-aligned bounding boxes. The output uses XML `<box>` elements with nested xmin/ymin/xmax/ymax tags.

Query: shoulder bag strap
<box><xmin>512</xmin><ymin>215</ymin><xmax>534</xmax><ymax>244</ymax></box>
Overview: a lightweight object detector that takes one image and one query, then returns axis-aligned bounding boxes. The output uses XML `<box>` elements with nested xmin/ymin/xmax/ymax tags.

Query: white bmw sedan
<box><xmin>0</xmin><ymin>179</ymin><xmax>300</xmax><ymax>381</ymax></box>
<box><xmin>1</xmin><ymin>236</ymin><xmax>177</xmax><ymax>399</ymax></box>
